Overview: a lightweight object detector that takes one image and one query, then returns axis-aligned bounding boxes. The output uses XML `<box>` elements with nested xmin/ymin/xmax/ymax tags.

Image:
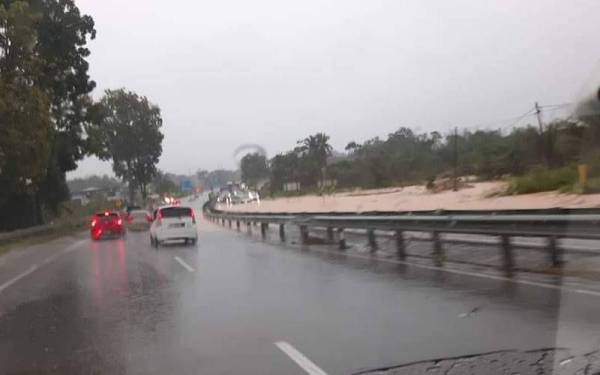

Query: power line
<box><xmin>439</xmin><ymin>100</ymin><xmax>576</xmax><ymax>135</ymax></box>
<box><xmin>463</xmin><ymin>108</ymin><xmax>537</xmax><ymax>132</ymax></box>
<box><xmin>500</xmin><ymin>108</ymin><xmax>538</xmax><ymax>131</ymax></box>
<box><xmin>539</xmin><ymin>101</ymin><xmax>573</xmax><ymax>108</ymax></box>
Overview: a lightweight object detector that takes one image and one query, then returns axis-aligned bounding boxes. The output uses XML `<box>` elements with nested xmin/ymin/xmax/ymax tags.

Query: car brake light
<box><xmin>190</xmin><ymin>209</ymin><xmax>196</xmax><ymax>224</ymax></box>
<box><xmin>117</xmin><ymin>218</ymin><xmax>122</xmax><ymax>226</ymax></box>
<box><xmin>104</xmin><ymin>211</ymin><xmax>109</xmax><ymax>216</ymax></box>
<box><xmin>91</xmin><ymin>219</ymin><xmax>97</xmax><ymax>227</ymax></box>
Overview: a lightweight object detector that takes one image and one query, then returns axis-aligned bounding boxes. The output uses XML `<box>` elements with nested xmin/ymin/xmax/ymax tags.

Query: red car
<box><xmin>90</xmin><ymin>211</ymin><xmax>125</xmax><ymax>240</ymax></box>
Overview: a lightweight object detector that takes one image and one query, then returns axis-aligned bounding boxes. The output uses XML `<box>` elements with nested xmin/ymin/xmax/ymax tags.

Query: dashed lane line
<box><xmin>275</xmin><ymin>341</ymin><xmax>328</xmax><ymax>375</ymax></box>
<box><xmin>174</xmin><ymin>256</ymin><xmax>195</xmax><ymax>272</ymax></box>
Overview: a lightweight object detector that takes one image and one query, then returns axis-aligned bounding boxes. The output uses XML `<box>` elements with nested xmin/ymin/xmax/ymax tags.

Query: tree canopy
<box><xmin>0</xmin><ymin>2</ymin><xmax>50</xmax><ymax>197</ymax></box>
<box><xmin>0</xmin><ymin>0</ymin><xmax>97</xmax><ymax>230</ymax></box>
<box><xmin>89</xmin><ymin>89</ymin><xmax>164</xmax><ymax>202</ymax></box>
<box><xmin>240</xmin><ymin>153</ymin><xmax>269</xmax><ymax>188</ymax></box>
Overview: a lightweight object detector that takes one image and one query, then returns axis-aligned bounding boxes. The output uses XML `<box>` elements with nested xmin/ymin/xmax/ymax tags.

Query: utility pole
<box><xmin>535</xmin><ymin>102</ymin><xmax>550</xmax><ymax>167</ymax></box>
<box><xmin>534</xmin><ymin>102</ymin><xmax>543</xmax><ymax>134</ymax></box>
<box><xmin>453</xmin><ymin>126</ymin><xmax>458</xmax><ymax>191</ymax></box>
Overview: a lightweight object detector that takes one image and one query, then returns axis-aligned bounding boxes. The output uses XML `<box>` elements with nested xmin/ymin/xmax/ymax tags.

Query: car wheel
<box><xmin>190</xmin><ymin>238</ymin><xmax>197</xmax><ymax>246</ymax></box>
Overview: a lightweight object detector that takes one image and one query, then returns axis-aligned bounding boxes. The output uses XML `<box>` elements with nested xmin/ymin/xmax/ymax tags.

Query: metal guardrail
<box><xmin>203</xmin><ymin>202</ymin><xmax>600</xmax><ymax>275</ymax></box>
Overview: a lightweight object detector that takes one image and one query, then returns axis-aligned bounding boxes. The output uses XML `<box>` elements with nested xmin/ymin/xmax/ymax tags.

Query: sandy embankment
<box><xmin>218</xmin><ymin>181</ymin><xmax>600</xmax><ymax>213</ymax></box>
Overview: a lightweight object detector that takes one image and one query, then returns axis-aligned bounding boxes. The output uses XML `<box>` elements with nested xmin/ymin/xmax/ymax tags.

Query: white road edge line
<box><xmin>174</xmin><ymin>256</ymin><xmax>195</xmax><ymax>272</ymax></box>
<box><xmin>300</xmin><ymin>243</ymin><xmax>600</xmax><ymax>298</ymax></box>
<box><xmin>275</xmin><ymin>341</ymin><xmax>328</xmax><ymax>375</ymax></box>
<box><xmin>0</xmin><ymin>238</ymin><xmax>86</xmax><ymax>295</ymax></box>
<box><xmin>0</xmin><ymin>264</ymin><xmax>39</xmax><ymax>293</ymax></box>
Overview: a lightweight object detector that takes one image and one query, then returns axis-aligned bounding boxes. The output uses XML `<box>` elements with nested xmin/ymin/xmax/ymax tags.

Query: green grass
<box><xmin>0</xmin><ymin>221</ymin><xmax>87</xmax><ymax>256</ymax></box>
<box><xmin>584</xmin><ymin>178</ymin><xmax>600</xmax><ymax>193</ymax></box>
<box><xmin>507</xmin><ymin>166</ymin><xmax>578</xmax><ymax>195</ymax></box>
<box><xmin>0</xmin><ymin>201</ymin><xmax>93</xmax><ymax>256</ymax></box>
<box><xmin>576</xmin><ymin>177</ymin><xmax>600</xmax><ymax>194</ymax></box>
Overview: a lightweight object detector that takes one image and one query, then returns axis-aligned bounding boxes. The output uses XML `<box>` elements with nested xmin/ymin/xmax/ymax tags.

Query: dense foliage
<box><xmin>260</xmin><ymin>114</ymin><xmax>600</xmax><ymax>195</ymax></box>
<box><xmin>152</xmin><ymin>171</ymin><xmax>180</xmax><ymax>195</ymax></box>
<box><xmin>87</xmin><ymin>89</ymin><xmax>164</xmax><ymax>201</ymax></box>
<box><xmin>0</xmin><ymin>0</ymin><xmax>96</xmax><ymax>230</ymax></box>
<box><xmin>67</xmin><ymin>175</ymin><xmax>124</xmax><ymax>193</ymax></box>
<box><xmin>0</xmin><ymin>2</ymin><xmax>164</xmax><ymax>230</ymax></box>
<box><xmin>240</xmin><ymin>153</ymin><xmax>269</xmax><ymax>188</ymax></box>
<box><xmin>196</xmin><ymin>169</ymin><xmax>240</xmax><ymax>191</ymax></box>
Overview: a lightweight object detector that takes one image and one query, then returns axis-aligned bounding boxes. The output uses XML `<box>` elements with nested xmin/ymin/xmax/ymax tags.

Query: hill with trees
<box><xmin>241</xmin><ymin>102</ymin><xmax>600</xmax><ymax>196</ymax></box>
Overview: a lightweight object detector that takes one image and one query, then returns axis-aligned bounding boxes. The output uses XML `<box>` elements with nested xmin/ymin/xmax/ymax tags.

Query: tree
<box><xmin>89</xmin><ymin>89</ymin><xmax>164</xmax><ymax>202</ymax></box>
<box><xmin>240</xmin><ymin>152</ymin><xmax>269</xmax><ymax>188</ymax></box>
<box><xmin>67</xmin><ymin>175</ymin><xmax>124</xmax><ymax>193</ymax></box>
<box><xmin>152</xmin><ymin>171</ymin><xmax>180</xmax><ymax>195</ymax></box>
<box><xmin>0</xmin><ymin>2</ymin><xmax>52</xmax><ymax>229</ymax></box>
<box><xmin>296</xmin><ymin>133</ymin><xmax>333</xmax><ymax>187</ymax></box>
<box><xmin>30</xmin><ymin>0</ymin><xmax>96</xmax><ymax>213</ymax></box>
<box><xmin>345</xmin><ymin>141</ymin><xmax>359</xmax><ymax>152</ymax></box>
<box><xmin>0</xmin><ymin>80</ymin><xmax>51</xmax><ymax>195</ymax></box>
<box><xmin>270</xmin><ymin>152</ymin><xmax>300</xmax><ymax>192</ymax></box>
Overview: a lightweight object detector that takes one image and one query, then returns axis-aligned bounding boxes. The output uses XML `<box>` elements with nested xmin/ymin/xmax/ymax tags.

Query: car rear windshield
<box><xmin>131</xmin><ymin>211</ymin><xmax>148</xmax><ymax>218</ymax></box>
<box><xmin>95</xmin><ymin>212</ymin><xmax>119</xmax><ymax>218</ymax></box>
<box><xmin>160</xmin><ymin>207</ymin><xmax>192</xmax><ymax>218</ymax></box>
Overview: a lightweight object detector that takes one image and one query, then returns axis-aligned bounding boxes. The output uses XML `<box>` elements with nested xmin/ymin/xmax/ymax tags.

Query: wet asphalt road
<box><xmin>1</xmin><ymin>201</ymin><xmax>600</xmax><ymax>374</ymax></box>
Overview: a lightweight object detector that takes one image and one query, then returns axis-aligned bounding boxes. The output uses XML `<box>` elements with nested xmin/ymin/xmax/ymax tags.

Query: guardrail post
<box><xmin>432</xmin><ymin>231</ymin><xmax>444</xmax><ymax>266</ymax></box>
<box><xmin>246</xmin><ymin>221</ymin><xmax>252</xmax><ymax>234</ymax></box>
<box><xmin>337</xmin><ymin>228</ymin><xmax>346</xmax><ymax>250</ymax></box>
<box><xmin>396</xmin><ymin>230</ymin><xmax>406</xmax><ymax>260</ymax></box>
<box><xmin>300</xmin><ymin>225</ymin><xmax>309</xmax><ymax>244</ymax></box>
<box><xmin>222</xmin><ymin>218</ymin><xmax>225</xmax><ymax>226</ymax></box>
<box><xmin>327</xmin><ymin>227</ymin><xmax>334</xmax><ymax>243</ymax></box>
<box><xmin>228</xmin><ymin>219</ymin><xmax>232</xmax><ymax>228</ymax></box>
<box><xmin>368</xmin><ymin>229</ymin><xmax>378</xmax><ymax>252</ymax></box>
<box><xmin>548</xmin><ymin>236</ymin><xmax>563</xmax><ymax>267</ymax></box>
<box><xmin>501</xmin><ymin>235</ymin><xmax>514</xmax><ymax>275</ymax></box>
<box><xmin>260</xmin><ymin>223</ymin><xmax>268</xmax><ymax>239</ymax></box>
<box><xmin>236</xmin><ymin>220</ymin><xmax>240</xmax><ymax>231</ymax></box>
<box><xmin>279</xmin><ymin>224</ymin><xmax>285</xmax><ymax>242</ymax></box>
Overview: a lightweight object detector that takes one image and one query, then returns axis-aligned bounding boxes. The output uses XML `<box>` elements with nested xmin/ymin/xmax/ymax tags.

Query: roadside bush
<box><xmin>507</xmin><ymin>166</ymin><xmax>577</xmax><ymax>194</ymax></box>
<box><xmin>583</xmin><ymin>177</ymin><xmax>600</xmax><ymax>194</ymax></box>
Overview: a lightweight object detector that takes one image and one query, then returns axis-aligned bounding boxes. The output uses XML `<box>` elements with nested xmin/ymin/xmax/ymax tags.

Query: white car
<box><xmin>149</xmin><ymin>205</ymin><xmax>198</xmax><ymax>247</ymax></box>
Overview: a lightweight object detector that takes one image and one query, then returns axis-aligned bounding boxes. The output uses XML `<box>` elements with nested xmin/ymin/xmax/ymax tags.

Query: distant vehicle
<box><xmin>90</xmin><ymin>211</ymin><xmax>125</xmax><ymax>240</ymax></box>
<box><xmin>149</xmin><ymin>206</ymin><xmax>197</xmax><ymax>247</ymax></box>
<box><xmin>217</xmin><ymin>191</ymin><xmax>231</xmax><ymax>204</ymax></box>
<box><xmin>126</xmin><ymin>209</ymin><xmax>152</xmax><ymax>231</ymax></box>
<box><xmin>217</xmin><ymin>189</ymin><xmax>259</xmax><ymax>205</ymax></box>
<box><xmin>126</xmin><ymin>205</ymin><xmax>142</xmax><ymax>213</ymax></box>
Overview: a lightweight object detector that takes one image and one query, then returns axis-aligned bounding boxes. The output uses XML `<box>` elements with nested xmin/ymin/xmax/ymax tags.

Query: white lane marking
<box><xmin>0</xmin><ymin>265</ymin><xmax>39</xmax><ymax>294</ymax></box>
<box><xmin>275</xmin><ymin>341</ymin><xmax>328</xmax><ymax>375</ymax></box>
<box><xmin>295</xmin><ymin>243</ymin><xmax>600</xmax><ymax>298</ymax></box>
<box><xmin>174</xmin><ymin>256</ymin><xmax>195</xmax><ymax>272</ymax></box>
<box><xmin>0</xmin><ymin>238</ymin><xmax>86</xmax><ymax>295</ymax></box>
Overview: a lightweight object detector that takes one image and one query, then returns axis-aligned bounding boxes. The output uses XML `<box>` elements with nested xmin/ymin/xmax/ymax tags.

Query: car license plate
<box><xmin>169</xmin><ymin>223</ymin><xmax>184</xmax><ymax>228</ymax></box>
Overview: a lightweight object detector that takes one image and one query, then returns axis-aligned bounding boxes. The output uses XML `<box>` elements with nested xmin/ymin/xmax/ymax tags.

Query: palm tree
<box><xmin>296</xmin><ymin>133</ymin><xmax>333</xmax><ymax>186</ymax></box>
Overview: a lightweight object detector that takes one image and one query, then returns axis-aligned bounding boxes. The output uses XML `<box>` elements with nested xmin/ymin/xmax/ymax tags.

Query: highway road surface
<box><xmin>1</xmin><ymin>199</ymin><xmax>600</xmax><ymax>374</ymax></box>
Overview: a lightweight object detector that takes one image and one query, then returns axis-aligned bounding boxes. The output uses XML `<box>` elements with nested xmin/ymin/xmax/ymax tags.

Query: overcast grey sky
<box><xmin>69</xmin><ymin>0</ymin><xmax>600</xmax><ymax>178</ymax></box>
